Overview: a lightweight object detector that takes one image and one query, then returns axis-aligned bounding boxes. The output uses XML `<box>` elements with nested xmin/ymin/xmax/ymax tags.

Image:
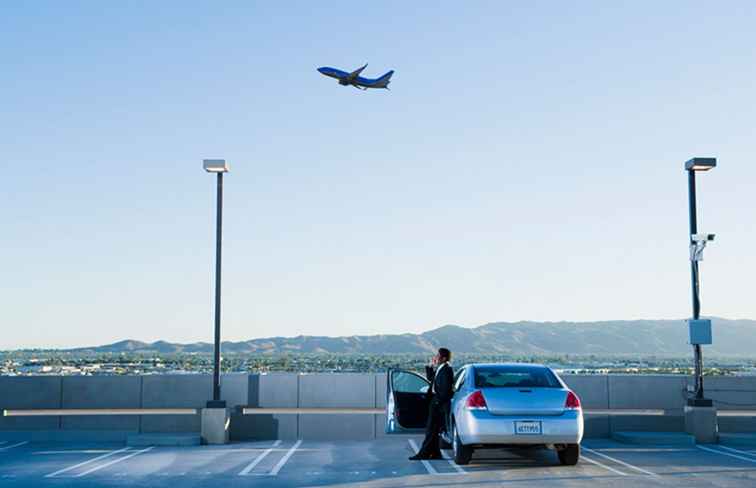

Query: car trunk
<box><xmin>482</xmin><ymin>387</ymin><xmax>567</xmax><ymax>416</ymax></box>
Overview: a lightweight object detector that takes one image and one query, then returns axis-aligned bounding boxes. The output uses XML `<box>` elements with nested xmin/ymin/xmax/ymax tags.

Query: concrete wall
<box><xmin>300</xmin><ymin>374</ymin><xmax>377</xmax><ymax>440</ymax></box>
<box><xmin>62</xmin><ymin>376</ymin><xmax>141</xmax><ymax>431</ymax></box>
<box><xmin>705</xmin><ymin>376</ymin><xmax>756</xmax><ymax>433</ymax></box>
<box><xmin>2</xmin><ymin>373</ymin><xmax>756</xmax><ymax>440</ymax></box>
<box><xmin>230</xmin><ymin>373</ymin><xmax>298</xmax><ymax>441</ymax></box>
<box><xmin>0</xmin><ymin>376</ymin><xmax>62</xmax><ymax>431</ymax></box>
<box><xmin>608</xmin><ymin>375</ymin><xmax>687</xmax><ymax>433</ymax></box>
<box><xmin>141</xmin><ymin>375</ymin><xmax>211</xmax><ymax>433</ymax></box>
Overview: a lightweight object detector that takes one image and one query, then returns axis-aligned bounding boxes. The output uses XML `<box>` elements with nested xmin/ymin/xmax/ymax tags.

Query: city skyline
<box><xmin>2</xmin><ymin>2</ymin><xmax>756</xmax><ymax>349</ymax></box>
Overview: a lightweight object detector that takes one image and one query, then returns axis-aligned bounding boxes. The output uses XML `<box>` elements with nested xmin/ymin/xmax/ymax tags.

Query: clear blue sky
<box><xmin>2</xmin><ymin>1</ymin><xmax>755</xmax><ymax>349</ymax></box>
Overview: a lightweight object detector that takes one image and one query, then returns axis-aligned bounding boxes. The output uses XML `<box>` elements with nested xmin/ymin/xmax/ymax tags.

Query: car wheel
<box><xmin>439</xmin><ymin>428</ymin><xmax>452</xmax><ymax>450</ymax></box>
<box><xmin>452</xmin><ymin>421</ymin><xmax>473</xmax><ymax>465</ymax></box>
<box><xmin>558</xmin><ymin>444</ymin><xmax>580</xmax><ymax>466</ymax></box>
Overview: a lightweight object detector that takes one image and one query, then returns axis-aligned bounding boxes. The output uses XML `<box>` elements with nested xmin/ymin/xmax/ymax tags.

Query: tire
<box><xmin>558</xmin><ymin>444</ymin><xmax>580</xmax><ymax>466</ymax></box>
<box><xmin>452</xmin><ymin>421</ymin><xmax>473</xmax><ymax>465</ymax></box>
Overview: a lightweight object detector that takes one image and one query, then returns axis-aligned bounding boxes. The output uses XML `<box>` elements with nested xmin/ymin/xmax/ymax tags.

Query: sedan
<box><xmin>385</xmin><ymin>363</ymin><xmax>583</xmax><ymax>465</ymax></box>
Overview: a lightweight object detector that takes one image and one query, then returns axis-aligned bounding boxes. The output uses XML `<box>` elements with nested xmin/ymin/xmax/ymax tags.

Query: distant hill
<box><xmin>64</xmin><ymin>318</ymin><xmax>756</xmax><ymax>356</ymax></box>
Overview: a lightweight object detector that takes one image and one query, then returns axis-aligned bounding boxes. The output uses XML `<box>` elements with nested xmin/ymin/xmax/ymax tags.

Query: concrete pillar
<box><xmin>201</xmin><ymin>408</ymin><xmax>230</xmax><ymax>445</ymax></box>
<box><xmin>684</xmin><ymin>405</ymin><xmax>718</xmax><ymax>444</ymax></box>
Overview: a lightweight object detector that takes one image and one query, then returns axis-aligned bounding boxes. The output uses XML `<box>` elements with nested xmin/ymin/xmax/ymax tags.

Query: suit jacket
<box><xmin>424</xmin><ymin>363</ymin><xmax>454</xmax><ymax>405</ymax></box>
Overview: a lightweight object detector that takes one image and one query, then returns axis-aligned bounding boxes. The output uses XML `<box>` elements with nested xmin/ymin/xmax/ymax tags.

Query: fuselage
<box><xmin>317</xmin><ymin>66</ymin><xmax>392</xmax><ymax>89</ymax></box>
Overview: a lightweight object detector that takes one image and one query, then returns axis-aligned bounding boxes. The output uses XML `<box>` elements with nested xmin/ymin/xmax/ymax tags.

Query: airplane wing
<box><xmin>346</xmin><ymin>63</ymin><xmax>368</xmax><ymax>82</ymax></box>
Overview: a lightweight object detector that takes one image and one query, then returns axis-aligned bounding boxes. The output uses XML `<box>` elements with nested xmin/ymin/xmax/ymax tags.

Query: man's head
<box><xmin>437</xmin><ymin>347</ymin><xmax>451</xmax><ymax>364</ymax></box>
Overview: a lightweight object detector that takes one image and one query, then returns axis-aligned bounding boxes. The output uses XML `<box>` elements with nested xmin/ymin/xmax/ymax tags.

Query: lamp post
<box><xmin>204</xmin><ymin>158</ymin><xmax>229</xmax><ymax>408</ymax></box>
<box><xmin>684</xmin><ymin>157</ymin><xmax>715</xmax><ymax>407</ymax></box>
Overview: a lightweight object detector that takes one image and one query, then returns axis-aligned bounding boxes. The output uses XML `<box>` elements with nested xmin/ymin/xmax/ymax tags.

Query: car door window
<box><xmin>392</xmin><ymin>371</ymin><xmax>429</xmax><ymax>393</ymax></box>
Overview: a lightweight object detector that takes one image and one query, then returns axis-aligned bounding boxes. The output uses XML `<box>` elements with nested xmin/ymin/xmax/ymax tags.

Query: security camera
<box><xmin>691</xmin><ymin>233</ymin><xmax>715</xmax><ymax>242</ymax></box>
<box><xmin>690</xmin><ymin>234</ymin><xmax>715</xmax><ymax>262</ymax></box>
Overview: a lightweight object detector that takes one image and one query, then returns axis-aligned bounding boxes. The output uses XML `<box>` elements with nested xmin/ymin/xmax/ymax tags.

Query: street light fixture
<box><xmin>204</xmin><ymin>158</ymin><xmax>229</xmax><ymax>408</ymax></box>
<box><xmin>685</xmin><ymin>157</ymin><xmax>716</xmax><ymax>172</ymax></box>
<box><xmin>685</xmin><ymin>157</ymin><xmax>716</xmax><ymax>407</ymax></box>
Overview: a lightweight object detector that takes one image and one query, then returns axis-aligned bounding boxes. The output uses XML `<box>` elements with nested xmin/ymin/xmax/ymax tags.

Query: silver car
<box><xmin>386</xmin><ymin>363</ymin><xmax>583</xmax><ymax>465</ymax></box>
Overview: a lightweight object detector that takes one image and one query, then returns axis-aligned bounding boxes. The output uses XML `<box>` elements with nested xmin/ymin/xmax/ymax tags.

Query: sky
<box><xmin>1</xmin><ymin>1</ymin><xmax>755</xmax><ymax>349</ymax></box>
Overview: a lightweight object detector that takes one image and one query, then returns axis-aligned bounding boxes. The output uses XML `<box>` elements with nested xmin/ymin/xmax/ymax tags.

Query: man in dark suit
<box><xmin>410</xmin><ymin>347</ymin><xmax>454</xmax><ymax>460</ymax></box>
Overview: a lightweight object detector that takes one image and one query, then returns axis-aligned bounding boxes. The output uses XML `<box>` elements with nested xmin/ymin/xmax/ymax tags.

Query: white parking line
<box><xmin>46</xmin><ymin>447</ymin><xmax>131</xmax><ymax>477</ymax></box>
<box><xmin>269</xmin><ymin>440</ymin><xmax>302</xmax><ymax>476</ymax></box>
<box><xmin>440</xmin><ymin>449</ymin><xmax>467</xmax><ymax>474</ymax></box>
<box><xmin>698</xmin><ymin>445</ymin><xmax>756</xmax><ymax>464</ymax></box>
<box><xmin>238</xmin><ymin>440</ymin><xmax>282</xmax><ymax>476</ymax></box>
<box><xmin>35</xmin><ymin>450</ymin><xmax>115</xmax><ymax>455</ymax></box>
<box><xmin>408</xmin><ymin>439</ymin><xmax>438</xmax><ymax>475</ymax></box>
<box><xmin>0</xmin><ymin>441</ymin><xmax>28</xmax><ymax>451</ymax></box>
<box><xmin>582</xmin><ymin>446</ymin><xmax>659</xmax><ymax>477</ymax></box>
<box><xmin>716</xmin><ymin>445</ymin><xmax>756</xmax><ymax>458</ymax></box>
<box><xmin>407</xmin><ymin>439</ymin><xmax>467</xmax><ymax>476</ymax></box>
<box><xmin>75</xmin><ymin>447</ymin><xmax>154</xmax><ymax>477</ymax></box>
<box><xmin>580</xmin><ymin>454</ymin><xmax>628</xmax><ymax>476</ymax></box>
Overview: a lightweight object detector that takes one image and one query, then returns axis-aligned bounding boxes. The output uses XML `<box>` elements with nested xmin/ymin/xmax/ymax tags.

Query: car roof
<box><xmin>461</xmin><ymin>362</ymin><xmax>550</xmax><ymax>369</ymax></box>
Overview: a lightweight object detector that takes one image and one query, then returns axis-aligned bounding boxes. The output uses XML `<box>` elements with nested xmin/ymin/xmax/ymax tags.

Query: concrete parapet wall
<box><xmin>607</xmin><ymin>375</ymin><xmax>687</xmax><ymax>434</ymax></box>
<box><xmin>705</xmin><ymin>376</ymin><xmax>756</xmax><ymax>433</ymax></box>
<box><xmin>0</xmin><ymin>376</ymin><xmax>62</xmax><ymax>431</ymax></box>
<box><xmin>2</xmin><ymin>373</ymin><xmax>756</xmax><ymax>440</ymax></box>
<box><xmin>62</xmin><ymin>376</ymin><xmax>141</xmax><ymax>431</ymax></box>
<box><xmin>141</xmin><ymin>375</ymin><xmax>211</xmax><ymax>433</ymax></box>
<box><xmin>231</xmin><ymin>373</ymin><xmax>298</xmax><ymax>441</ymax></box>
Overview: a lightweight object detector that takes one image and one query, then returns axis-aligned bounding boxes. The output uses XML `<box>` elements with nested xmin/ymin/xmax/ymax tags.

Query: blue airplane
<box><xmin>317</xmin><ymin>64</ymin><xmax>394</xmax><ymax>90</ymax></box>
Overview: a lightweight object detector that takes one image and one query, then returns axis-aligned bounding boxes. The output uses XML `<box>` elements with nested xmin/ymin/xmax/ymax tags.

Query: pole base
<box><xmin>201</xmin><ymin>407</ymin><xmax>230</xmax><ymax>445</ymax></box>
<box><xmin>206</xmin><ymin>400</ymin><xmax>227</xmax><ymax>409</ymax></box>
<box><xmin>684</xmin><ymin>404</ymin><xmax>718</xmax><ymax>444</ymax></box>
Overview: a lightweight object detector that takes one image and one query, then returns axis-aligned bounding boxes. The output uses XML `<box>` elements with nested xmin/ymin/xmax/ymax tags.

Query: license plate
<box><xmin>514</xmin><ymin>421</ymin><xmax>542</xmax><ymax>435</ymax></box>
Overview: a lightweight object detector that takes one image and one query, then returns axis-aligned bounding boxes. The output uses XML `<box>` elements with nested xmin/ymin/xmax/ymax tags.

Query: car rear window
<box><xmin>474</xmin><ymin>366</ymin><xmax>561</xmax><ymax>388</ymax></box>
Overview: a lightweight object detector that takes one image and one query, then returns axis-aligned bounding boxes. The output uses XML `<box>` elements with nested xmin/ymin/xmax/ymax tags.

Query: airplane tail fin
<box><xmin>376</xmin><ymin>70</ymin><xmax>394</xmax><ymax>87</ymax></box>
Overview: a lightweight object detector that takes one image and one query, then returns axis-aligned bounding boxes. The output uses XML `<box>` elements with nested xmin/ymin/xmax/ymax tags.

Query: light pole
<box><xmin>685</xmin><ymin>157</ymin><xmax>715</xmax><ymax>407</ymax></box>
<box><xmin>204</xmin><ymin>158</ymin><xmax>229</xmax><ymax>408</ymax></box>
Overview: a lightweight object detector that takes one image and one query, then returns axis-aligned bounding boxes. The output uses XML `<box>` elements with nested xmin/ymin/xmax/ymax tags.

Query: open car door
<box><xmin>385</xmin><ymin>369</ymin><xmax>431</xmax><ymax>434</ymax></box>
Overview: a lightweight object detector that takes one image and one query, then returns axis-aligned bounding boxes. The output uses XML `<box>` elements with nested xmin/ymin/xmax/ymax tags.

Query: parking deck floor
<box><xmin>2</xmin><ymin>437</ymin><xmax>756</xmax><ymax>487</ymax></box>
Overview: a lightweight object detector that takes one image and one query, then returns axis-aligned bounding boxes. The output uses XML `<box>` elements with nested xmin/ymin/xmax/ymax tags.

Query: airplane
<box><xmin>317</xmin><ymin>64</ymin><xmax>394</xmax><ymax>90</ymax></box>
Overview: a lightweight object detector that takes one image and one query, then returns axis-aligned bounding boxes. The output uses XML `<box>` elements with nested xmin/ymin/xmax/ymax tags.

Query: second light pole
<box><xmin>204</xmin><ymin>158</ymin><xmax>229</xmax><ymax>408</ymax></box>
<box><xmin>685</xmin><ymin>157</ymin><xmax>716</xmax><ymax>407</ymax></box>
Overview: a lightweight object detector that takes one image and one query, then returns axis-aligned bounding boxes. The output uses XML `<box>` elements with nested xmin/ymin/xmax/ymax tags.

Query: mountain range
<box><xmin>65</xmin><ymin>318</ymin><xmax>756</xmax><ymax>356</ymax></box>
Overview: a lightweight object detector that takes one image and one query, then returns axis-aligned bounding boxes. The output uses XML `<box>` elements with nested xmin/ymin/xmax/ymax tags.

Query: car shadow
<box><xmin>459</xmin><ymin>447</ymin><xmax>562</xmax><ymax>470</ymax></box>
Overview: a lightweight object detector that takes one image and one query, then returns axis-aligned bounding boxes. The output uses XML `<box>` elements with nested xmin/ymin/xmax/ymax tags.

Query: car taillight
<box><xmin>565</xmin><ymin>391</ymin><xmax>581</xmax><ymax>410</ymax></box>
<box><xmin>466</xmin><ymin>390</ymin><xmax>487</xmax><ymax>410</ymax></box>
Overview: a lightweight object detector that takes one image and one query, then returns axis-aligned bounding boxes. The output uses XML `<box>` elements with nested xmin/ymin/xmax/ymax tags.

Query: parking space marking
<box><xmin>0</xmin><ymin>441</ymin><xmax>28</xmax><ymax>451</ymax></box>
<box><xmin>269</xmin><ymin>440</ymin><xmax>302</xmax><ymax>476</ymax></box>
<box><xmin>440</xmin><ymin>449</ymin><xmax>467</xmax><ymax>474</ymax></box>
<box><xmin>698</xmin><ymin>445</ymin><xmax>756</xmax><ymax>464</ymax></box>
<box><xmin>717</xmin><ymin>445</ymin><xmax>756</xmax><ymax>459</ymax></box>
<box><xmin>35</xmin><ymin>450</ymin><xmax>116</xmax><ymax>455</ymax></box>
<box><xmin>75</xmin><ymin>446</ymin><xmax>154</xmax><ymax>477</ymax></box>
<box><xmin>580</xmin><ymin>454</ymin><xmax>629</xmax><ymax>476</ymax></box>
<box><xmin>406</xmin><ymin>439</ymin><xmax>463</xmax><ymax>476</ymax></box>
<box><xmin>45</xmin><ymin>447</ymin><xmax>131</xmax><ymax>477</ymax></box>
<box><xmin>407</xmin><ymin>439</ymin><xmax>438</xmax><ymax>475</ymax></box>
<box><xmin>238</xmin><ymin>440</ymin><xmax>282</xmax><ymax>476</ymax></box>
<box><xmin>582</xmin><ymin>446</ymin><xmax>659</xmax><ymax>477</ymax></box>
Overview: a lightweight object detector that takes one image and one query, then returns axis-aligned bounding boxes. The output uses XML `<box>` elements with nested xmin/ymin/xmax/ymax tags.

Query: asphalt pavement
<box><xmin>1</xmin><ymin>436</ymin><xmax>756</xmax><ymax>487</ymax></box>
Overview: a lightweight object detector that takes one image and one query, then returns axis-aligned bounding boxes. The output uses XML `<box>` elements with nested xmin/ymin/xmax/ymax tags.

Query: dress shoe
<box><xmin>409</xmin><ymin>454</ymin><xmax>429</xmax><ymax>461</ymax></box>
